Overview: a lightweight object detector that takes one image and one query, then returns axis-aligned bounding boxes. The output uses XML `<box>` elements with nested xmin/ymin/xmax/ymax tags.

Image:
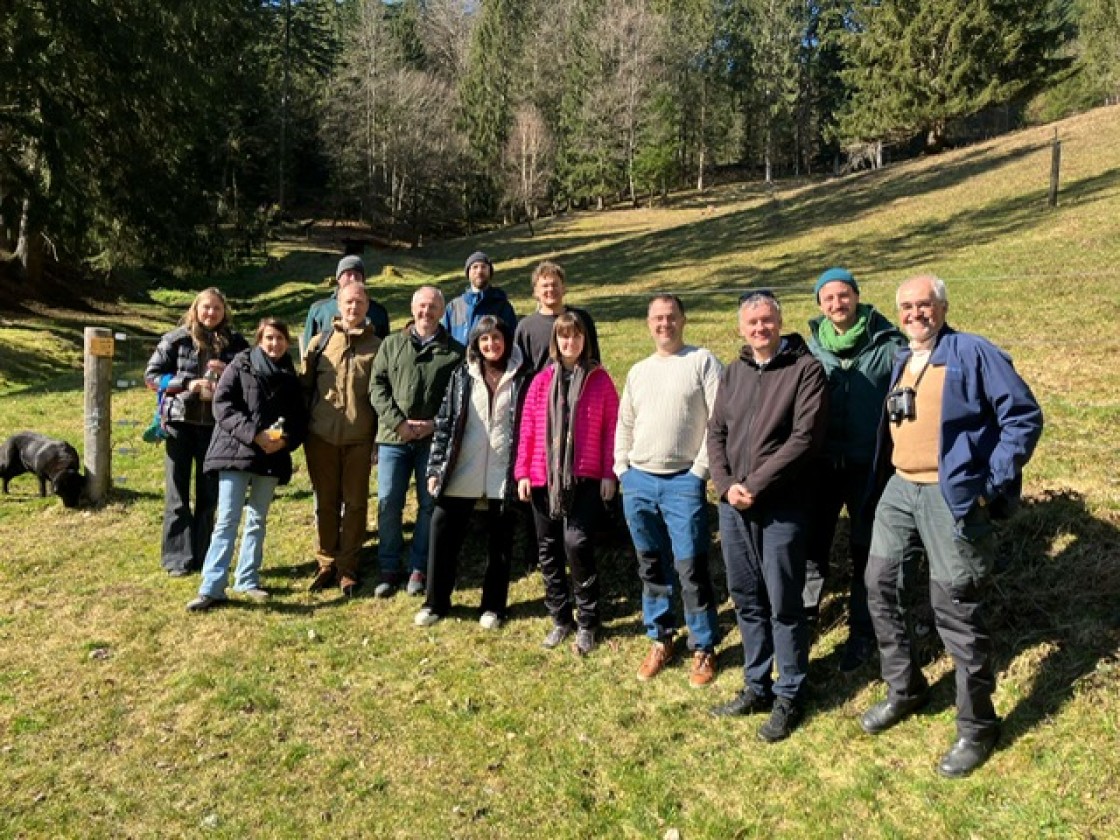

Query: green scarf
<box><xmin>817</xmin><ymin>303</ymin><xmax>871</xmax><ymax>356</ymax></box>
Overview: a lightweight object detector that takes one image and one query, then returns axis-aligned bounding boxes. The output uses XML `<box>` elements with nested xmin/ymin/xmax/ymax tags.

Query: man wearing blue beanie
<box><xmin>441</xmin><ymin>251</ymin><xmax>517</xmax><ymax>345</ymax></box>
<box><xmin>804</xmin><ymin>267</ymin><xmax>905</xmax><ymax>671</ymax></box>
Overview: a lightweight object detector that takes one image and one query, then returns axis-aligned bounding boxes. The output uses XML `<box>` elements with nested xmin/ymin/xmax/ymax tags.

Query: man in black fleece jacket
<box><xmin>707</xmin><ymin>291</ymin><xmax>829</xmax><ymax>742</ymax></box>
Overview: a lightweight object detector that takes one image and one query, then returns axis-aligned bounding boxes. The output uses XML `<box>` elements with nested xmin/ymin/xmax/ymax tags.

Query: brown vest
<box><xmin>889</xmin><ymin>354</ymin><xmax>945</xmax><ymax>484</ymax></box>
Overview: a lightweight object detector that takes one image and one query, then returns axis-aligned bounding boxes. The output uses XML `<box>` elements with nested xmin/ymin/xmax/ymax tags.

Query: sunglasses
<box><xmin>739</xmin><ymin>288</ymin><xmax>778</xmax><ymax>304</ymax></box>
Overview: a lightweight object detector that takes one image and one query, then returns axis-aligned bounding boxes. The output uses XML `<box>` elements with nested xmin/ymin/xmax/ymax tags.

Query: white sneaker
<box><xmin>479</xmin><ymin>611</ymin><xmax>502</xmax><ymax>631</ymax></box>
<box><xmin>414</xmin><ymin>608</ymin><xmax>440</xmax><ymax>627</ymax></box>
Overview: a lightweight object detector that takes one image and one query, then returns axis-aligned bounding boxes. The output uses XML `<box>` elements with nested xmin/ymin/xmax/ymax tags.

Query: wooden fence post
<box><xmin>83</xmin><ymin>327</ymin><xmax>113</xmax><ymax>504</ymax></box>
<box><xmin>1048</xmin><ymin>129</ymin><xmax>1061</xmax><ymax>208</ymax></box>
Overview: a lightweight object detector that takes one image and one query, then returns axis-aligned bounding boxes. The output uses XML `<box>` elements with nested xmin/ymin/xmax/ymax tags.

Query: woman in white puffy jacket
<box><xmin>415</xmin><ymin>315</ymin><xmax>531</xmax><ymax>630</ymax></box>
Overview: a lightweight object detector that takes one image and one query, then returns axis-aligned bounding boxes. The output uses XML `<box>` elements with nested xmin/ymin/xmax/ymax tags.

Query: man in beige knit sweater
<box><xmin>858</xmin><ymin>274</ymin><xmax>1042</xmax><ymax>778</ymax></box>
<box><xmin>614</xmin><ymin>294</ymin><xmax>724</xmax><ymax>688</ymax></box>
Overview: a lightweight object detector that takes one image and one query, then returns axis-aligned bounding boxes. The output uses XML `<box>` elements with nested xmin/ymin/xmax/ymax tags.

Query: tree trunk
<box><xmin>15</xmin><ymin>195</ymin><xmax>43</xmax><ymax>285</ymax></box>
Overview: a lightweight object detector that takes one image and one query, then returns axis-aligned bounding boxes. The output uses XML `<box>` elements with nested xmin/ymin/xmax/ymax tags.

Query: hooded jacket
<box><xmin>204</xmin><ymin>348</ymin><xmax>309</xmax><ymax>483</ymax></box>
<box><xmin>426</xmin><ymin>347</ymin><xmax>532</xmax><ymax>506</ymax></box>
<box><xmin>707</xmin><ymin>333</ymin><xmax>829</xmax><ymax>506</ymax></box>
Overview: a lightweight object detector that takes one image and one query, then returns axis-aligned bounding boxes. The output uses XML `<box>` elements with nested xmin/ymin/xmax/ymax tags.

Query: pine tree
<box><xmin>458</xmin><ymin>0</ymin><xmax>527</xmax><ymax>221</ymax></box>
<box><xmin>839</xmin><ymin>0</ymin><xmax>1073</xmax><ymax>150</ymax></box>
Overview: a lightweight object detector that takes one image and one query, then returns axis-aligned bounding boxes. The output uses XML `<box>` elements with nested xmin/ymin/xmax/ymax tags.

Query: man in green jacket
<box><xmin>804</xmin><ymin>267</ymin><xmax>906</xmax><ymax>671</ymax></box>
<box><xmin>370</xmin><ymin>285</ymin><xmax>464</xmax><ymax>597</ymax></box>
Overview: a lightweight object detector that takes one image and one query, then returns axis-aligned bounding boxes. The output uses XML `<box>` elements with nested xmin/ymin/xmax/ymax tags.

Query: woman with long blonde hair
<box><xmin>145</xmin><ymin>288</ymin><xmax>248</xmax><ymax>576</ymax></box>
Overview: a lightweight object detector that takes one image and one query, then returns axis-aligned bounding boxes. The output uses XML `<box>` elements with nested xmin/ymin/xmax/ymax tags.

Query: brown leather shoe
<box><xmin>689</xmin><ymin>650</ymin><xmax>718</xmax><ymax>688</ymax></box>
<box><xmin>637</xmin><ymin>639</ymin><xmax>674</xmax><ymax>681</ymax></box>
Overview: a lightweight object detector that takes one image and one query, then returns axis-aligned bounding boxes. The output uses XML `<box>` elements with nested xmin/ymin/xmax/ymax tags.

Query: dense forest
<box><xmin>2</xmin><ymin>0</ymin><xmax>1118</xmax><ymax>285</ymax></box>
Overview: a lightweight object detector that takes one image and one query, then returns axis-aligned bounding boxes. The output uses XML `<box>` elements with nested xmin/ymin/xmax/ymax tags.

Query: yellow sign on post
<box><xmin>88</xmin><ymin>336</ymin><xmax>115</xmax><ymax>358</ymax></box>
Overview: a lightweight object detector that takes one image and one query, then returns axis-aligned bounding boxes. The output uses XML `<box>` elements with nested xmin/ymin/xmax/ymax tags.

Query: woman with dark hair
<box><xmin>415</xmin><ymin>315</ymin><xmax>531</xmax><ymax>629</ymax></box>
<box><xmin>186</xmin><ymin>318</ymin><xmax>308</xmax><ymax>610</ymax></box>
<box><xmin>515</xmin><ymin>311</ymin><xmax>619</xmax><ymax>655</ymax></box>
<box><xmin>145</xmin><ymin>288</ymin><xmax>248</xmax><ymax>575</ymax></box>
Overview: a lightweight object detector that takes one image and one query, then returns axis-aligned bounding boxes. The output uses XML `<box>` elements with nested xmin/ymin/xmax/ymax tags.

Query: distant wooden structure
<box><xmin>1048</xmin><ymin>129</ymin><xmax>1061</xmax><ymax>208</ymax></box>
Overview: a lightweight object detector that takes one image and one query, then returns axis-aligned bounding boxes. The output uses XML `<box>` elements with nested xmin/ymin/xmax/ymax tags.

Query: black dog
<box><xmin>0</xmin><ymin>432</ymin><xmax>86</xmax><ymax>508</ymax></box>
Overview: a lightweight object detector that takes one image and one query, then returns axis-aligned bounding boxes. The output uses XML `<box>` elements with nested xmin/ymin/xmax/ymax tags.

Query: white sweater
<box><xmin>613</xmin><ymin>345</ymin><xmax>722</xmax><ymax>479</ymax></box>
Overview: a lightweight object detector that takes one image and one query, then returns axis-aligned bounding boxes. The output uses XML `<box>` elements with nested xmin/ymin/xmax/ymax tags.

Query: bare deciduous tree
<box><xmin>502</xmin><ymin>102</ymin><xmax>553</xmax><ymax>232</ymax></box>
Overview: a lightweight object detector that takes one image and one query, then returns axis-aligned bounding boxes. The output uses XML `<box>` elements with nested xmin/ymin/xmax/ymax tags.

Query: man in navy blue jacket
<box><xmin>442</xmin><ymin>251</ymin><xmax>517</xmax><ymax>345</ymax></box>
<box><xmin>858</xmin><ymin>274</ymin><xmax>1043</xmax><ymax>779</ymax></box>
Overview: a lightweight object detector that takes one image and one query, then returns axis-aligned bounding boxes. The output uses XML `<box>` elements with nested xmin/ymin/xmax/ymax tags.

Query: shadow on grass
<box><xmin>104</xmin><ymin>485</ymin><xmax>163</xmax><ymax>506</ymax></box>
<box><xmin>987</xmin><ymin>490</ymin><xmax>1120</xmax><ymax>748</ymax></box>
<box><xmin>803</xmin><ymin>489</ymin><xmax>1120</xmax><ymax>743</ymax></box>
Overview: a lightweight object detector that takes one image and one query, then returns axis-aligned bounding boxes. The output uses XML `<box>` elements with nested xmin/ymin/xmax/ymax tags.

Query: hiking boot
<box><xmin>688</xmin><ymin>650</ymin><xmax>718</xmax><ymax>688</ymax></box>
<box><xmin>240</xmin><ymin>587</ymin><xmax>270</xmax><ymax>603</ymax></box>
<box><xmin>542</xmin><ymin>622</ymin><xmax>574</xmax><ymax>649</ymax></box>
<box><xmin>339</xmin><ymin>576</ymin><xmax>358</xmax><ymax>598</ymax></box>
<box><xmin>414</xmin><ymin>608</ymin><xmax>441</xmax><ymax>627</ymax></box>
<box><xmin>309</xmin><ymin>567</ymin><xmax>335</xmax><ymax>592</ymax></box>
<box><xmin>758</xmin><ymin>696</ymin><xmax>803</xmax><ymax>743</ymax></box>
<box><xmin>710</xmin><ymin>688</ymin><xmax>772</xmax><ymax>718</ymax></box>
<box><xmin>406</xmin><ymin>571</ymin><xmax>426</xmax><ymax>597</ymax></box>
<box><xmin>186</xmin><ymin>595</ymin><xmax>220</xmax><ymax>612</ymax></box>
<box><xmin>636</xmin><ymin>638</ymin><xmax>674</xmax><ymax>682</ymax></box>
<box><xmin>479</xmin><ymin>611</ymin><xmax>502</xmax><ymax>631</ymax></box>
<box><xmin>573</xmin><ymin>627</ymin><xmax>596</xmax><ymax>656</ymax></box>
<box><xmin>838</xmin><ymin>635</ymin><xmax>877</xmax><ymax>673</ymax></box>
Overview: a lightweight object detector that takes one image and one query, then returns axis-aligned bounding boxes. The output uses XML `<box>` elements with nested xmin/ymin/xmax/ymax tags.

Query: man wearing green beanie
<box><xmin>805</xmin><ymin>267</ymin><xmax>906</xmax><ymax>671</ymax></box>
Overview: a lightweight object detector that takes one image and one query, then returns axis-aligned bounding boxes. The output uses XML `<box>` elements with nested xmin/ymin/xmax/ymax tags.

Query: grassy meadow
<box><xmin>1</xmin><ymin>105</ymin><xmax>1118</xmax><ymax>838</ymax></box>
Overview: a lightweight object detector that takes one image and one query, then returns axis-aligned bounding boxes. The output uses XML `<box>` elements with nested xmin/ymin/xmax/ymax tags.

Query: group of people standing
<box><xmin>144</xmin><ymin>253</ymin><xmax>1042</xmax><ymax>779</ymax></box>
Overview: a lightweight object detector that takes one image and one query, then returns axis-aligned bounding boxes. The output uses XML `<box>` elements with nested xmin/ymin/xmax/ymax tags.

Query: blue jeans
<box><xmin>621</xmin><ymin>468</ymin><xmax>719</xmax><ymax>651</ymax></box>
<box><xmin>376</xmin><ymin>441</ymin><xmax>433</xmax><ymax>578</ymax></box>
<box><xmin>718</xmin><ymin>501</ymin><xmax>810</xmax><ymax>701</ymax></box>
<box><xmin>198</xmin><ymin>470</ymin><xmax>279</xmax><ymax>598</ymax></box>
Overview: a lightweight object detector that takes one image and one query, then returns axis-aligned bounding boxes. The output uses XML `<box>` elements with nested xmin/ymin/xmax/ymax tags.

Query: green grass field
<box><xmin>1</xmin><ymin>106</ymin><xmax>1118</xmax><ymax>838</ymax></box>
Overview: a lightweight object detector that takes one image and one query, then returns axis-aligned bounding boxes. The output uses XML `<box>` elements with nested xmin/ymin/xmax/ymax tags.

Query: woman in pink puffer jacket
<box><xmin>516</xmin><ymin>311</ymin><xmax>618</xmax><ymax>656</ymax></box>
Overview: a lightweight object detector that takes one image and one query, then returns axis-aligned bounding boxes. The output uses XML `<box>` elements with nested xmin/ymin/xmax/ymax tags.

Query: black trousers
<box><xmin>530</xmin><ymin>482</ymin><xmax>603</xmax><ymax>630</ymax></box>
<box><xmin>804</xmin><ymin>459</ymin><xmax>875</xmax><ymax>640</ymax></box>
<box><xmin>161</xmin><ymin>422</ymin><xmax>218</xmax><ymax>573</ymax></box>
<box><xmin>866</xmin><ymin>476</ymin><xmax>998</xmax><ymax>739</ymax></box>
<box><xmin>424</xmin><ymin>496</ymin><xmax>514</xmax><ymax>617</ymax></box>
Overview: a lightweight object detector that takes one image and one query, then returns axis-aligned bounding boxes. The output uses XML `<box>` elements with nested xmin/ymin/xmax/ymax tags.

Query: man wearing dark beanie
<box><xmin>441</xmin><ymin>251</ymin><xmax>517</xmax><ymax>345</ymax></box>
<box><xmin>301</xmin><ymin>254</ymin><xmax>391</xmax><ymax>356</ymax></box>
<box><xmin>804</xmin><ymin>266</ymin><xmax>906</xmax><ymax>672</ymax></box>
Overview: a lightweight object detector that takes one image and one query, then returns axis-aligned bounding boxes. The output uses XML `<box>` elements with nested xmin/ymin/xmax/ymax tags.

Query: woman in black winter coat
<box><xmin>145</xmin><ymin>288</ymin><xmax>248</xmax><ymax>576</ymax></box>
<box><xmin>414</xmin><ymin>315</ymin><xmax>531</xmax><ymax>630</ymax></box>
<box><xmin>186</xmin><ymin>317</ymin><xmax>308</xmax><ymax>611</ymax></box>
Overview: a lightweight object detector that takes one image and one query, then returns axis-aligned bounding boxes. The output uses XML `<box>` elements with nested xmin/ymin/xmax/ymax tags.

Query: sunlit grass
<box><xmin>1</xmin><ymin>105</ymin><xmax>1118</xmax><ymax>837</ymax></box>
